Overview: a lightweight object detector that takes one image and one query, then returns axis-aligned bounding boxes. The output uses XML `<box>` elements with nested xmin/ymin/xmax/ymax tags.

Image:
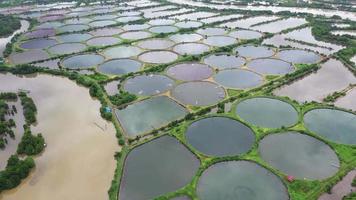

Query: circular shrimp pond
<box><xmin>61</xmin><ymin>53</ymin><xmax>104</xmax><ymax>69</ymax></box>
<box><xmin>86</xmin><ymin>36</ymin><xmax>121</xmax><ymax>46</ymax></box>
<box><xmin>136</xmin><ymin>39</ymin><xmax>175</xmax><ymax>50</ymax></box>
<box><xmin>196</xmin><ymin>27</ymin><xmax>227</xmax><ymax>36</ymax></box>
<box><xmin>304</xmin><ymin>109</ymin><xmax>356</xmax><ymax>145</ymax></box>
<box><xmin>56</xmin><ymin>33</ymin><xmax>93</xmax><ymax>42</ymax></box>
<box><xmin>171</xmin><ymin>81</ymin><xmax>225</xmax><ymax>106</ymax></box>
<box><xmin>247</xmin><ymin>58</ymin><xmax>294</xmax><ymax>75</ymax></box>
<box><xmin>122</xmin><ymin>24</ymin><xmax>150</xmax><ymax>31</ymax></box>
<box><xmin>119</xmin><ymin>136</ymin><xmax>200</xmax><ymax>200</ymax></box>
<box><xmin>277</xmin><ymin>49</ymin><xmax>321</xmax><ymax>64</ymax></box>
<box><xmin>48</xmin><ymin>43</ymin><xmax>87</xmax><ymax>55</ymax></box>
<box><xmin>175</xmin><ymin>21</ymin><xmax>202</xmax><ymax>29</ymax></box>
<box><xmin>9</xmin><ymin>49</ymin><xmax>49</xmax><ymax>65</ymax></box>
<box><xmin>234</xmin><ymin>45</ymin><xmax>275</xmax><ymax>59</ymax></box>
<box><xmin>119</xmin><ymin>31</ymin><xmax>152</xmax><ymax>40</ymax></box>
<box><xmin>167</xmin><ymin>63</ymin><xmax>213</xmax><ymax>81</ymax></box>
<box><xmin>259</xmin><ymin>131</ymin><xmax>339</xmax><ymax>180</ymax></box>
<box><xmin>88</xmin><ymin>20</ymin><xmax>116</xmax><ymax>27</ymax></box>
<box><xmin>20</xmin><ymin>38</ymin><xmax>57</xmax><ymax>49</ymax></box>
<box><xmin>148</xmin><ymin>19</ymin><xmax>175</xmax><ymax>26</ymax></box>
<box><xmin>123</xmin><ymin>74</ymin><xmax>175</xmax><ymax>96</ymax></box>
<box><xmin>117</xmin><ymin>16</ymin><xmax>142</xmax><ymax>23</ymax></box>
<box><xmin>186</xmin><ymin>117</ymin><xmax>255</xmax><ymax>157</ymax></box>
<box><xmin>169</xmin><ymin>33</ymin><xmax>203</xmax><ymax>43</ymax></box>
<box><xmin>203</xmin><ymin>54</ymin><xmax>245</xmax><ymax>69</ymax></box>
<box><xmin>102</xmin><ymin>45</ymin><xmax>142</xmax><ymax>59</ymax></box>
<box><xmin>197</xmin><ymin>161</ymin><xmax>289</xmax><ymax>200</ymax></box>
<box><xmin>97</xmin><ymin>59</ymin><xmax>142</xmax><ymax>75</ymax></box>
<box><xmin>138</xmin><ymin>51</ymin><xmax>178</xmax><ymax>64</ymax></box>
<box><xmin>89</xmin><ymin>27</ymin><xmax>123</xmax><ymax>37</ymax></box>
<box><xmin>149</xmin><ymin>25</ymin><xmax>178</xmax><ymax>34</ymax></box>
<box><xmin>235</xmin><ymin>97</ymin><xmax>298</xmax><ymax>128</ymax></box>
<box><xmin>57</xmin><ymin>24</ymin><xmax>89</xmax><ymax>32</ymax></box>
<box><xmin>229</xmin><ymin>30</ymin><xmax>263</xmax><ymax>40</ymax></box>
<box><xmin>173</xmin><ymin>43</ymin><xmax>210</xmax><ymax>55</ymax></box>
<box><xmin>203</xmin><ymin>36</ymin><xmax>236</xmax><ymax>47</ymax></box>
<box><xmin>25</xmin><ymin>28</ymin><xmax>55</xmax><ymax>39</ymax></box>
<box><xmin>213</xmin><ymin>69</ymin><xmax>264</xmax><ymax>89</ymax></box>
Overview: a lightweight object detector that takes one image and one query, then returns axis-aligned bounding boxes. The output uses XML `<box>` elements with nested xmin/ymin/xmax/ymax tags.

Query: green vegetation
<box><xmin>0</xmin><ymin>155</ymin><xmax>35</xmax><ymax>193</ymax></box>
<box><xmin>17</xmin><ymin>127</ymin><xmax>45</xmax><ymax>155</ymax></box>
<box><xmin>109</xmin><ymin>90</ymin><xmax>137</xmax><ymax>107</ymax></box>
<box><xmin>343</xmin><ymin>193</ymin><xmax>356</xmax><ymax>200</ymax></box>
<box><xmin>0</xmin><ymin>14</ymin><xmax>20</xmax><ymax>37</ymax></box>
<box><xmin>0</xmin><ymin>92</ymin><xmax>17</xmax><ymax>149</ymax></box>
<box><xmin>19</xmin><ymin>92</ymin><xmax>37</xmax><ymax>125</ymax></box>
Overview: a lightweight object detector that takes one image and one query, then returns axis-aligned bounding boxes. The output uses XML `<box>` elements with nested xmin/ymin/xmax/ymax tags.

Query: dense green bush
<box><xmin>0</xmin><ymin>14</ymin><xmax>20</xmax><ymax>37</ymax></box>
<box><xmin>0</xmin><ymin>155</ymin><xmax>35</xmax><ymax>193</ymax></box>
<box><xmin>17</xmin><ymin>128</ymin><xmax>45</xmax><ymax>155</ymax></box>
<box><xmin>109</xmin><ymin>91</ymin><xmax>137</xmax><ymax>106</ymax></box>
<box><xmin>19</xmin><ymin>92</ymin><xmax>37</xmax><ymax>125</ymax></box>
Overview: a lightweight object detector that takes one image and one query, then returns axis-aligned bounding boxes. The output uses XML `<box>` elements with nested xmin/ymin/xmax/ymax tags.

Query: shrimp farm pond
<box><xmin>0</xmin><ymin>0</ymin><xmax>355</xmax><ymax>200</ymax></box>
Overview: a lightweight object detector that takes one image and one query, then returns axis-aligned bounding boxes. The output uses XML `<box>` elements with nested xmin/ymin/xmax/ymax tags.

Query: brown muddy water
<box><xmin>0</xmin><ymin>73</ymin><xmax>118</xmax><ymax>200</ymax></box>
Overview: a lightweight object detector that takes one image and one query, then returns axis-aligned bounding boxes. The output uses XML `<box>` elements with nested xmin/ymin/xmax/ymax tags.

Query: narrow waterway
<box><xmin>0</xmin><ymin>73</ymin><xmax>118</xmax><ymax>200</ymax></box>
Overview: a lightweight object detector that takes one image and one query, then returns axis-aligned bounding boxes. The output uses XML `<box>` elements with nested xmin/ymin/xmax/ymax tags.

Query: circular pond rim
<box><xmin>118</xmin><ymin>30</ymin><xmax>153</xmax><ymax>40</ymax></box>
<box><xmin>137</xmin><ymin>50</ymin><xmax>179</xmax><ymax>64</ymax></box>
<box><xmin>172</xmin><ymin>42</ymin><xmax>211</xmax><ymax>55</ymax></box>
<box><xmin>246</xmin><ymin>57</ymin><xmax>296</xmax><ymax>75</ymax></box>
<box><xmin>47</xmin><ymin>42</ymin><xmax>88</xmax><ymax>55</ymax></box>
<box><xmin>234</xmin><ymin>96</ymin><xmax>300</xmax><ymax>129</ymax></box>
<box><xmin>184</xmin><ymin>115</ymin><xmax>256</xmax><ymax>157</ymax></box>
<box><xmin>165</xmin><ymin>61</ymin><xmax>214</xmax><ymax>81</ymax></box>
<box><xmin>277</xmin><ymin>48</ymin><xmax>323</xmax><ymax>64</ymax></box>
<box><xmin>302</xmin><ymin>106</ymin><xmax>356</xmax><ymax>145</ymax></box>
<box><xmin>233</xmin><ymin>45</ymin><xmax>276</xmax><ymax>59</ymax></box>
<box><xmin>122</xmin><ymin>74</ymin><xmax>175</xmax><ymax>96</ymax></box>
<box><xmin>170</xmin><ymin>80</ymin><xmax>227</xmax><ymax>106</ymax></box>
<box><xmin>201</xmin><ymin>53</ymin><xmax>247</xmax><ymax>69</ymax></box>
<box><xmin>85</xmin><ymin>36</ymin><xmax>122</xmax><ymax>47</ymax></box>
<box><xmin>96</xmin><ymin>58</ymin><xmax>143</xmax><ymax>76</ymax></box>
<box><xmin>213</xmin><ymin>68</ymin><xmax>265</xmax><ymax>90</ymax></box>
<box><xmin>148</xmin><ymin>25</ymin><xmax>179</xmax><ymax>34</ymax></box>
<box><xmin>59</xmin><ymin>53</ymin><xmax>105</xmax><ymax>69</ymax></box>
<box><xmin>196</xmin><ymin>159</ymin><xmax>290</xmax><ymax>200</ymax></box>
<box><xmin>135</xmin><ymin>38</ymin><xmax>176</xmax><ymax>50</ymax></box>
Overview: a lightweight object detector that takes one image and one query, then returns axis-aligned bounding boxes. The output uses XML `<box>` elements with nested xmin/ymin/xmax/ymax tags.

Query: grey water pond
<box><xmin>136</xmin><ymin>38</ymin><xmax>175</xmax><ymax>50</ymax></box>
<box><xmin>148</xmin><ymin>19</ymin><xmax>176</xmax><ymax>26</ymax></box>
<box><xmin>234</xmin><ymin>45</ymin><xmax>274</xmax><ymax>59</ymax></box>
<box><xmin>20</xmin><ymin>38</ymin><xmax>57</xmax><ymax>49</ymax></box>
<box><xmin>61</xmin><ymin>53</ymin><xmax>104</xmax><ymax>69</ymax></box>
<box><xmin>138</xmin><ymin>50</ymin><xmax>178</xmax><ymax>64</ymax></box>
<box><xmin>173</xmin><ymin>42</ymin><xmax>210</xmax><ymax>55</ymax></box>
<box><xmin>203</xmin><ymin>36</ymin><xmax>236</xmax><ymax>47</ymax></box>
<box><xmin>169</xmin><ymin>33</ymin><xmax>203</xmax><ymax>43</ymax></box>
<box><xmin>259</xmin><ymin>132</ymin><xmax>339</xmax><ymax>180</ymax></box>
<box><xmin>197</xmin><ymin>161</ymin><xmax>289</xmax><ymax>200</ymax></box>
<box><xmin>115</xmin><ymin>96</ymin><xmax>187</xmax><ymax>137</ymax></box>
<box><xmin>247</xmin><ymin>58</ymin><xmax>294</xmax><ymax>75</ymax></box>
<box><xmin>167</xmin><ymin>63</ymin><xmax>213</xmax><ymax>81</ymax></box>
<box><xmin>277</xmin><ymin>49</ymin><xmax>321</xmax><ymax>64</ymax></box>
<box><xmin>97</xmin><ymin>59</ymin><xmax>142</xmax><ymax>75</ymax></box>
<box><xmin>236</xmin><ymin>97</ymin><xmax>298</xmax><ymax>128</ymax></box>
<box><xmin>119</xmin><ymin>31</ymin><xmax>152</xmax><ymax>40</ymax></box>
<box><xmin>57</xmin><ymin>24</ymin><xmax>89</xmax><ymax>32</ymax></box>
<box><xmin>123</xmin><ymin>74</ymin><xmax>175</xmax><ymax>96</ymax></box>
<box><xmin>171</xmin><ymin>81</ymin><xmax>225</xmax><ymax>106</ymax></box>
<box><xmin>9</xmin><ymin>49</ymin><xmax>49</xmax><ymax>64</ymax></box>
<box><xmin>229</xmin><ymin>30</ymin><xmax>262</xmax><ymax>40</ymax></box>
<box><xmin>186</xmin><ymin>117</ymin><xmax>255</xmax><ymax>157</ymax></box>
<box><xmin>149</xmin><ymin>25</ymin><xmax>178</xmax><ymax>34</ymax></box>
<box><xmin>86</xmin><ymin>36</ymin><xmax>121</xmax><ymax>46</ymax></box>
<box><xmin>88</xmin><ymin>20</ymin><xmax>116</xmax><ymax>27</ymax></box>
<box><xmin>203</xmin><ymin>54</ymin><xmax>245</xmax><ymax>69</ymax></box>
<box><xmin>47</xmin><ymin>42</ymin><xmax>87</xmax><ymax>55</ymax></box>
<box><xmin>89</xmin><ymin>27</ymin><xmax>123</xmax><ymax>36</ymax></box>
<box><xmin>102</xmin><ymin>45</ymin><xmax>142</xmax><ymax>59</ymax></box>
<box><xmin>196</xmin><ymin>27</ymin><xmax>227</xmax><ymax>36</ymax></box>
<box><xmin>214</xmin><ymin>69</ymin><xmax>263</xmax><ymax>89</ymax></box>
<box><xmin>304</xmin><ymin>109</ymin><xmax>356</xmax><ymax>145</ymax></box>
<box><xmin>119</xmin><ymin>136</ymin><xmax>199</xmax><ymax>200</ymax></box>
<box><xmin>175</xmin><ymin>21</ymin><xmax>203</xmax><ymax>28</ymax></box>
<box><xmin>56</xmin><ymin>33</ymin><xmax>93</xmax><ymax>42</ymax></box>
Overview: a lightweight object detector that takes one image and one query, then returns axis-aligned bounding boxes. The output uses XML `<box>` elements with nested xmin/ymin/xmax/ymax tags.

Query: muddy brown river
<box><xmin>0</xmin><ymin>73</ymin><xmax>118</xmax><ymax>200</ymax></box>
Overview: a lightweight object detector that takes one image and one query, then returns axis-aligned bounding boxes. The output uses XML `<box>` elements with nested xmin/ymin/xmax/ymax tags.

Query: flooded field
<box><xmin>0</xmin><ymin>74</ymin><xmax>117</xmax><ymax>200</ymax></box>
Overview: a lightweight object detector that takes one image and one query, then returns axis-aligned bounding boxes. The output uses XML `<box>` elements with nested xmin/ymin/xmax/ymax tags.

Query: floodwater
<box><xmin>0</xmin><ymin>73</ymin><xmax>117</xmax><ymax>200</ymax></box>
<box><xmin>335</xmin><ymin>88</ymin><xmax>356</xmax><ymax>111</ymax></box>
<box><xmin>274</xmin><ymin>59</ymin><xmax>356</xmax><ymax>102</ymax></box>
<box><xmin>0</xmin><ymin>20</ymin><xmax>29</xmax><ymax>57</ymax></box>
<box><xmin>259</xmin><ymin>132</ymin><xmax>339</xmax><ymax>180</ymax></box>
<box><xmin>119</xmin><ymin>136</ymin><xmax>199</xmax><ymax>200</ymax></box>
